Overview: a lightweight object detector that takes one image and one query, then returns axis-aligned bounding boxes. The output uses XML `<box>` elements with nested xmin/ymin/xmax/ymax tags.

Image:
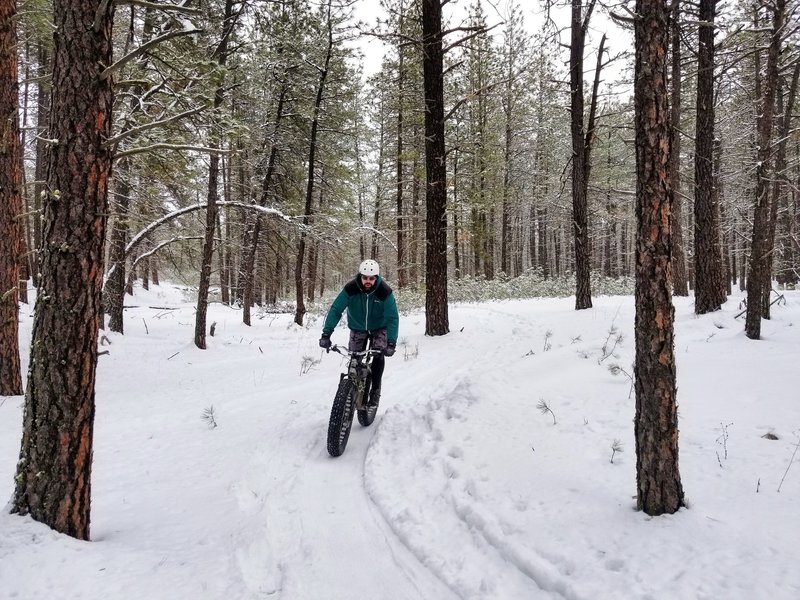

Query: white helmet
<box><xmin>359</xmin><ymin>259</ymin><xmax>380</xmax><ymax>276</ymax></box>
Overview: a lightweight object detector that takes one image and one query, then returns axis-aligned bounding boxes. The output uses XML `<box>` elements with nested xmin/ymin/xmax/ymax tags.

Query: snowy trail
<box><xmin>363</xmin><ymin>304</ymin><xmax>593</xmax><ymax>599</ymax></box>
<box><xmin>3</xmin><ymin>290</ymin><xmax>800</xmax><ymax>600</ymax></box>
<box><xmin>225</xmin><ymin>335</ymin><xmax>461</xmax><ymax>599</ymax></box>
<box><xmin>227</xmin><ymin>302</ymin><xmax>579</xmax><ymax>599</ymax></box>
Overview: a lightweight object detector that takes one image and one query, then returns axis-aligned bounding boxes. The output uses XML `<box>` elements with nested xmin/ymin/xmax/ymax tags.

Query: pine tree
<box><xmin>633</xmin><ymin>0</ymin><xmax>685</xmax><ymax>516</ymax></box>
<box><xmin>0</xmin><ymin>0</ymin><xmax>24</xmax><ymax>395</ymax></box>
<box><xmin>13</xmin><ymin>0</ymin><xmax>115</xmax><ymax>540</ymax></box>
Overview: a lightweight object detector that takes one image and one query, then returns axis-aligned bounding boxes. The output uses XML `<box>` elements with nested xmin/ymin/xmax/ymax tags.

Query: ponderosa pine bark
<box><xmin>693</xmin><ymin>0</ymin><xmax>726</xmax><ymax>314</ymax></box>
<box><xmin>569</xmin><ymin>0</ymin><xmax>603</xmax><ymax>310</ymax></box>
<box><xmin>771</xmin><ymin>61</ymin><xmax>800</xmax><ymax>290</ymax></box>
<box><xmin>633</xmin><ymin>0</ymin><xmax>685</xmax><ymax>516</ymax></box>
<box><xmin>0</xmin><ymin>0</ymin><xmax>23</xmax><ymax>396</ymax></box>
<box><xmin>422</xmin><ymin>0</ymin><xmax>449</xmax><ymax>336</ymax></box>
<box><xmin>745</xmin><ymin>0</ymin><xmax>784</xmax><ymax>339</ymax></box>
<box><xmin>12</xmin><ymin>0</ymin><xmax>115</xmax><ymax>539</ymax></box>
<box><xmin>669</xmin><ymin>1</ymin><xmax>689</xmax><ymax>296</ymax></box>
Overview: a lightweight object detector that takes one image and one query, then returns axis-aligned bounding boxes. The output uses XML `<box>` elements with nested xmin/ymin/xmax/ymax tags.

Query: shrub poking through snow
<box><xmin>537</xmin><ymin>399</ymin><xmax>557</xmax><ymax>425</ymax></box>
<box><xmin>201</xmin><ymin>406</ymin><xmax>217</xmax><ymax>429</ymax></box>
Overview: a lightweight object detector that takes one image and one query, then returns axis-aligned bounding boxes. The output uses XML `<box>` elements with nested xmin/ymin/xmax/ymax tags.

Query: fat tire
<box><xmin>357</xmin><ymin>376</ymin><xmax>378</xmax><ymax>427</ymax></box>
<box><xmin>327</xmin><ymin>378</ymin><xmax>356</xmax><ymax>457</ymax></box>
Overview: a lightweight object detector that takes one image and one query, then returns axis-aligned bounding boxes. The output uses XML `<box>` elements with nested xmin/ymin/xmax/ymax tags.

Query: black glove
<box><xmin>384</xmin><ymin>342</ymin><xmax>396</xmax><ymax>357</ymax></box>
<box><xmin>319</xmin><ymin>333</ymin><xmax>332</xmax><ymax>350</ymax></box>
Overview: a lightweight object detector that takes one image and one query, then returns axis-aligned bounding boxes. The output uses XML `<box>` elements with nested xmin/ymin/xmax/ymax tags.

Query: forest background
<box><xmin>0</xmin><ymin>0</ymin><xmax>798</xmax><ymax>542</ymax></box>
<box><xmin>3</xmin><ymin>0</ymin><xmax>797</xmax><ymax>328</ymax></box>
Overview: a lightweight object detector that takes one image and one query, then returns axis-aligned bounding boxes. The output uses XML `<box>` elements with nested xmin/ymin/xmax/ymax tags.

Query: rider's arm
<box><xmin>385</xmin><ymin>293</ymin><xmax>399</xmax><ymax>344</ymax></box>
<box><xmin>322</xmin><ymin>288</ymin><xmax>349</xmax><ymax>334</ymax></box>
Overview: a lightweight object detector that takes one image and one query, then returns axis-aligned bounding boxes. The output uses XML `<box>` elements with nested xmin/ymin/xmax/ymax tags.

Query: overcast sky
<box><xmin>352</xmin><ymin>0</ymin><xmax>629</xmax><ymax>83</ymax></box>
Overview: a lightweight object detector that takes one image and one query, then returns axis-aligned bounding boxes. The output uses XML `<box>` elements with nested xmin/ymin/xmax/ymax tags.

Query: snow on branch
<box><xmin>115</xmin><ymin>143</ymin><xmax>229</xmax><ymax>159</ymax></box>
<box><xmin>122</xmin><ymin>201</ymin><xmax>297</xmax><ymax>263</ymax></box>
<box><xmin>130</xmin><ymin>236</ymin><xmax>207</xmax><ymax>270</ymax></box>
<box><xmin>350</xmin><ymin>225</ymin><xmax>397</xmax><ymax>251</ymax></box>
<box><xmin>101</xmin><ymin>28</ymin><xmax>202</xmax><ymax>80</ymax></box>
<box><xmin>117</xmin><ymin>0</ymin><xmax>202</xmax><ymax>16</ymax></box>
<box><xmin>105</xmin><ymin>105</ymin><xmax>209</xmax><ymax>149</ymax></box>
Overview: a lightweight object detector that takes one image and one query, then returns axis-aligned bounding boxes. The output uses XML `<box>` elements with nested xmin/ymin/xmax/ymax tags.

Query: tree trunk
<box><xmin>218</xmin><ymin>155</ymin><xmax>231</xmax><ymax>305</ymax></box>
<box><xmin>0</xmin><ymin>0</ymin><xmax>24</xmax><ymax>395</ymax></box>
<box><xmin>773</xmin><ymin>62</ymin><xmax>800</xmax><ymax>288</ymax></box>
<box><xmin>422</xmin><ymin>0</ymin><xmax>449</xmax><ymax>335</ymax></box>
<box><xmin>294</xmin><ymin>0</ymin><xmax>333</xmax><ymax>326</ymax></box>
<box><xmin>569</xmin><ymin>0</ymin><xmax>598</xmax><ymax>310</ymax></box>
<box><xmin>195</xmin><ymin>156</ymin><xmax>220</xmax><ymax>347</ymax></box>
<box><xmin>195</xmin><ymin>0</ymin><xmax>235</xmax><ymax>349</ymax></box>
<box><xmin>501</xmin><ymin>91</ymin><xmax>512</xmax><ymax>276</ymax></box>
<box><xmin>357</xmin><ymin>148</ymin><xmax>366</xmax><ymax>262</ymax></box>
<box><xmin>373</xmin><ymin>111</ymin><xmax>384</xmax><ymax>259</ymax></box>
<box><xmin>307</xmin><ymin>175</ymin><xmax>325</xmax><ymax>303</ymax></box>
<box><xmin>693</xmin><ymin>0</ymin><xmax>726</xmax><ymax>314</ymax></box>
<box><xmin>714</xmin><ymin>138</ymin><xmax>731</xmax><ymax>296</ymax></box>
<box><xmin>104</xmin><ymin>8</ymin><xmax>155</xmax><ymax>334</ymax></box>
<box><xmin>633</xmin><ymin>0</ymin><xmax>684</xmax><ymax>516</ymax></box>
<box><xmin>17</xmin><ymin>39</ymin><xmax>30</xmax><ymax>305</ymax></box>
<box><xmin>476</xmin><ymin>64</ymin><xmax>493</xmax><ymax>281</ymax></box>
<box><xmin>669</xmin><ymin>2</ymin><xmax>688</xmax><ymax>296</ymax></box>
<box><xmin>534</xmin><ymin>88</ymin><xmax>549</xmax><ymax>278</ymax></box>
<box><xmin>13</xmin><ymin>0</ymin><xmax>115</xmax><ymax>539</ymax></box>
<box><xmin>411</xmin><ymin>133</ymin><xmax>421</xmax><ymax>285</ymax></box>
<box><xmin>745</xmin><ymin>0</ymin><xmax>784</xmax><ymax>339</ymax></box>
<box><xmin>764</xmin><ymin>63</ymin><xmax>799</xmax><ymax>305</ymax></box>
<box><xmin>396</xmin><ymin>13</ymin><xmax>407</xmax><ymax>288</ymax></box>
<box><xmin>242</xmin><ymin>80</ymin><xmax>287</xmax><ymax>325</ymax></box>
<box><xmin>31</xmin><ymin>41</ymin><xmax>50</xmax><ymax>290</ymax></box>
<box><xmin>105</xmin><ymin>159</ymin><xmax>131</xmax><ymax>333</ymax></box>
<box><xmin>452</xmin><ymin>143</ymin><xmax>461</xmax><ymax>278</ymax></box>
<box><xmin>234</xmin><ymin>145</ymin><xmax>248</xmax><ymax>306</ymax></box>
<box><xmin>195</xmin><ymin>175</ymin><xmax>217</xmax><ymax>339</ymax></box>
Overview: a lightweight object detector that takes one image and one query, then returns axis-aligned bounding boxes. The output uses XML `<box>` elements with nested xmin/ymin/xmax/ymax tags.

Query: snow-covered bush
<box><xmin>257</xmin><ymin>272</ymin><xmax>635</xmax><ymax>316</ymax></box>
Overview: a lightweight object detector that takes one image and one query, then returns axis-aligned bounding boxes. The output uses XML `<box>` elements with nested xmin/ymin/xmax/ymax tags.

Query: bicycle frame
<box><xmin>325</xmin><ymin>342</ymin><xmax>383</xmax><ymax>456</ymax></box>
<box><xmin>329</xmin><ymin>344</ymin><xmax>381</xmax><ymax>410</ymax></box>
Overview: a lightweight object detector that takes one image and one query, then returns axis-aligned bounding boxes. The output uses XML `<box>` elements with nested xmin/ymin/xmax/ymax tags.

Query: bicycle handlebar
<box><xmin>328</xmin><ymin>344</ymin><xmax>382</xmax><ymax>357</ymax></box>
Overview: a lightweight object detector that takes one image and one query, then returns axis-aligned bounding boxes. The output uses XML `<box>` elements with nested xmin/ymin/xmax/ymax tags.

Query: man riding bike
<box><xmin>319</xmin><ymin>259</ymin><xmax>399</xmax><ymax>407</ymax></box>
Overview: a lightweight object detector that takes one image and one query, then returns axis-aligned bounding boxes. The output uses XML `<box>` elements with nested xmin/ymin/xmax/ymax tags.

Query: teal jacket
<box><xmin>323</xmin><ymin>275</ymin><xmax>399</xmax><ymax>343</ymax></box>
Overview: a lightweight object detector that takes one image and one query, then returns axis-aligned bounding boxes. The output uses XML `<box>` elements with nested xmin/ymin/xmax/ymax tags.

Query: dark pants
<box><xmin>349</xmin><ymin>329</ymin><xmax>387</xmax><ymax>389</ymax></box>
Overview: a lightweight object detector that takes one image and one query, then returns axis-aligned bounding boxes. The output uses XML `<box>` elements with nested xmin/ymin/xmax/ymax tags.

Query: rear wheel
<box><xmin>357</xmin><ymin>376</ymin><xmax>378</xmax><ymax>427</ymax></box>
<box><xmin>327</xmin><ymin>378</ymin><xmax>355</xmax><ymax>457</ymax></box>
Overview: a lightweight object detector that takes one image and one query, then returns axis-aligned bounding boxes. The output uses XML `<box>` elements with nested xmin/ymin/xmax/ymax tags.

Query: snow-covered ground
<box><xmin>1</xmin><ymin>283</ymin><xmax>799</xmax><ymax>600</ymax></box>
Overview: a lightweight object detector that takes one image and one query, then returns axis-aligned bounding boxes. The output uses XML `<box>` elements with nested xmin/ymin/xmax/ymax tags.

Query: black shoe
<box><xmin>368</xmin><ymin>387</ymin><xmax>381</xmax><ymax>407</ymax></box>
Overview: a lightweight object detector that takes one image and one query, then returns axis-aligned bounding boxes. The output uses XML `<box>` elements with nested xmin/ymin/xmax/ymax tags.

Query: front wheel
<box><xmin>327</xmin><ymin>377</ymin><xmax>356</xmax><ymax>457</ymax></box>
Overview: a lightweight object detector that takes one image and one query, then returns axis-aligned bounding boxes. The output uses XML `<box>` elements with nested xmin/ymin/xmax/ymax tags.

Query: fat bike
<box><xmin>325</xmin><ymin>344</ymin><xmax>382</xmax><ymax>457</ymax></box>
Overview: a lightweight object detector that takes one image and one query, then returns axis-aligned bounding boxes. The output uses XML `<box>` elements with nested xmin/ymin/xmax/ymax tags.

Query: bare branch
<box><xmin>583</xmin><ymin>0</ymin><xmax>598</xmax><ymax>33</ymax></box>
<box><xmin>443</xmin><ymin>23</ymin><xmax>501</xmax><ymax>54</ymax></box>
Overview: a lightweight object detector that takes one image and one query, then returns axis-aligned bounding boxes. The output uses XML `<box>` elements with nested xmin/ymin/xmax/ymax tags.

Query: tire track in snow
<box><xmin>229</xmin><ymin>359</ymin><xmax>457</xmax><ymax>599</ymax></box>
<box><xmin>231</xmin><ymin>302</ymin><xmax>594</xmax><ymax>598</ymax></box>
<box><xmin>364</xmin><ymin>331</ymin><xmax>590</xmax><ymax>599</ymax></box>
